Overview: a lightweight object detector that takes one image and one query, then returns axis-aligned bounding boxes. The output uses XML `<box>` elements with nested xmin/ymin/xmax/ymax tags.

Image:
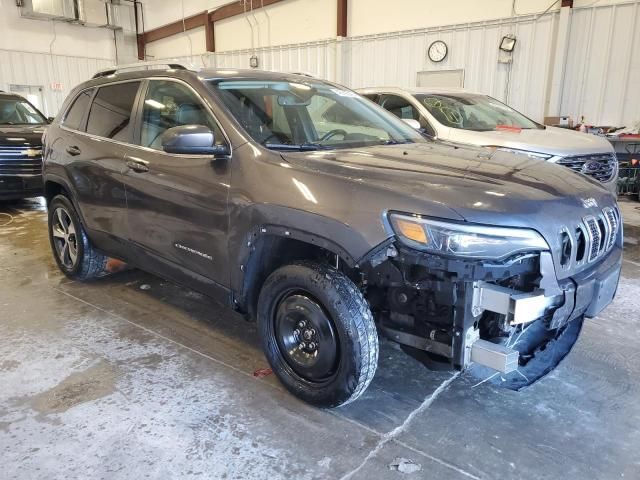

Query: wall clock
<box><xmin>428</xmin><ymin>40</ymin><xmax>448</xmax><ymax>63</ymax></box>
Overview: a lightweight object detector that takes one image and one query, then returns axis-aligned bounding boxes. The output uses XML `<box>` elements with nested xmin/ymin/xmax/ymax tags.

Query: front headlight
<box><xmin>389</xmin><ymin>213</ymin><xmax>549</xmax><ymax>259</ymax></box>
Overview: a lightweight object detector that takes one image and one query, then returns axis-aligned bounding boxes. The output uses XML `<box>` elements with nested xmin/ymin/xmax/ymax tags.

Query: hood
<box><xmin>445</xmin><ymin>125</ymin><xmax>613</xmax><ymax>157</ymax></box>
<box><xmin>280</xmin><ymin>142</ymin><xmax>616</xmax><ymax>277</ymax></box>
<box><xmin>0</xmin><ymin>125</ymin><xmax>46</xmax><ymax>148</ymax></box>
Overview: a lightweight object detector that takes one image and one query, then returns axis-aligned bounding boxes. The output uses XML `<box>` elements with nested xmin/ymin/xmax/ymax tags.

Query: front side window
<box><xmin>62</xmin><ymin>90</ymin><xmax>93</xmax><ymax>131</ymax></box>
<box><xmin>208</xmin><ymin>79</ymin><xmax>424</xmax><ymax>151</ymax></box>
<box><xmin>416</xmin><ymin>93</ymin><xmax>542</xmax><ymax>131</ymax></box>
<box><xmin>86</xmin><ymin>82</ymin><xmax>141</xmax><ymax>141</ymax></box>
<box><xmin>0</xmin><ymin>97</ymin><xmax>48</xmax><ymax>125</ymax></box>
<box><xmin>380</xmin><ymin>94</ymin><xmax>420</xmax><ymax>121</ymax></box>
<box><xmin>139</xmin><ymin>80</ymin><xmax>223</xmax><ymax>150</ymax></box>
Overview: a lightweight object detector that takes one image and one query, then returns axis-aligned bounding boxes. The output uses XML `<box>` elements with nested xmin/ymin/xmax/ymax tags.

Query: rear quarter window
<box><xmin>62</xmin><ymin>89</ymin><xmax>93</xmax><ymax>131</ymax></box>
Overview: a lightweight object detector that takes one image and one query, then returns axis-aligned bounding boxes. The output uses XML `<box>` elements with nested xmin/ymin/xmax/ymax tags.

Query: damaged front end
<box><xmin>362</xmin><ymin>211</ymin><xmax>622</xmax><ymax>389</ymax></box>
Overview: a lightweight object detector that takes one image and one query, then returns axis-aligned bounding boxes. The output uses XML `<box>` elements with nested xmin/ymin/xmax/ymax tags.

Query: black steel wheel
<box><xmin>47</xmin><ymin>194</ymin><xmax>109</xmax><ymax>281</ymax></box>
<box><xmin>274</xmin><ymin>292</ymin><xmax>339</xmax><ymax>382</ymax></box>
<box><xmin>258</xmin><ymin>261</ymin><xmax>378</xmax><ymax>408</ymax></box>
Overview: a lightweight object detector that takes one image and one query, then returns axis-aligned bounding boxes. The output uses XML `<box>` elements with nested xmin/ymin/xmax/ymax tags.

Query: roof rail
<box><xmin>93</xmin><ymin>61</ymin><xmax>190</xmax><ymax>79</ymax></box>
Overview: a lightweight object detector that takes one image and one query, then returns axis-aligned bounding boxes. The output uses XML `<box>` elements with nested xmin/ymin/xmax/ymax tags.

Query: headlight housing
<box><xmin>389</xmin><ymin>213</ymin><xmax>549</xmax><ymax>260</ymax></box>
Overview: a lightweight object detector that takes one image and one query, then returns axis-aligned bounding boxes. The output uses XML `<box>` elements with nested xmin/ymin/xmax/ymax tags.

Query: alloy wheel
<box><xmin>51</xmin><ymin>207</ymin><xmax>78</xmax><ymax>269</ymax></box>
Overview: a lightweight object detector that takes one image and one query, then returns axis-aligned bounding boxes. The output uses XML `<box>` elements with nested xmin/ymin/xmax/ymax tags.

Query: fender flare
<box><xmin>43</xmin><ymin>173</ymin><xmax>88</xmax><ymax>227</ymax></box>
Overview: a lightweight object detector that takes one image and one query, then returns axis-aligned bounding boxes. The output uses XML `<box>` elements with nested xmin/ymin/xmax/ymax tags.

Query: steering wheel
<box><xmin>320</xmin><ymin>129</ymin><xmax>347</xmax><ymax>142</ymax></box>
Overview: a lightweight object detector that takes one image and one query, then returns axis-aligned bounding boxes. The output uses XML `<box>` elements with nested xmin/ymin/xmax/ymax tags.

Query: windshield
<box><xmin>416</xmin><ymin>93</ymin><xmax>542</xmax><ymax>132</ymax></box>
<box><xmin>208</xmin><ymin>79</ymin><xmax>425</xmax><ymax>150</ymax></box>
<box><xmin>0</xmin><ymin>98</ymin><xmax>47</xmax><ymax>125</ymax></box>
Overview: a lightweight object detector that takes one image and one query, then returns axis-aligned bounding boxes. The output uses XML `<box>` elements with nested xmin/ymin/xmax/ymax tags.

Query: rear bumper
<box><xmin>0</xmin><ymin>174</ymin><xmax>43</xmax><ymax>199</ymax></box>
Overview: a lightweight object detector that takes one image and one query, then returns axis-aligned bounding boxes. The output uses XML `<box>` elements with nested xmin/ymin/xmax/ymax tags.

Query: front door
<box><xmin>123</xmin><ymin>79</ymin><xmax>231</xmax><ymax>289</ymax></box>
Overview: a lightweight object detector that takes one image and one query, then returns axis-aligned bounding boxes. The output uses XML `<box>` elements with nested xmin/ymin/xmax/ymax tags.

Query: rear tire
<box><xmin>258</xmin><ymin>261</ymin><xmax>378</xmax><ymax>408</ymax></box>
<box><xmin>48</xmin><ymin>194</ymin><xmax>109</xmax><ymax>281</ymax></box>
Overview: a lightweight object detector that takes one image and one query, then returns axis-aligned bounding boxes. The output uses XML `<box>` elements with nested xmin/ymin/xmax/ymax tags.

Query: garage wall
<box><xmin>560</xmin><ymin>1</ymin><xmax>640</xmax><ymax>126</ymax></box>
<box><xmin>347</xmin><ymin>0</ymin><xmax>632</xmax><ymax>37</ymax></box>
<box><xmin>0</xmin><ymin>0</ymin><xmax>121</xmax><ymax>117</ymax></box>
<box><xmin>0</xmin><ymin>0</ymin><xmax>116</xmax><ymax>59</ymax></box>
<box><xmin>214</xmin><ymin>0</ymin><xmax>336</xmax><ymax>51</ymax></box>
<box><xmin>145</xmin><ymin>28</ymin><xmax>209</xmax><ymax>59</ymax></box>
<box><xmin>0</xmin><ymin>49</ymin><xmax>112</xmax><ymax>117</ymax></box>
<box><xmin>211</xmin><ymin>39</ymin><xmax>339</xmax><ymax>80</ymax></box>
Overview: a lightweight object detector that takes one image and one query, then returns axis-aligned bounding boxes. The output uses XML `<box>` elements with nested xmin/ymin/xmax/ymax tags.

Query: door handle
<box><xmin>125</xmin><ymin>157</ymin><xmax>149</xmax><ymax>173</ymax></box>
<box><xmin>66</xmin><ymin>145</ymin><xmax>81</xmax><ymax>156</ymax></box>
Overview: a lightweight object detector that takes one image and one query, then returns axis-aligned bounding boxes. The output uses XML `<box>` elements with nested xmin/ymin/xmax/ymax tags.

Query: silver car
<box><xmin>358</xmin><ymin>87</ymin><xmax>618</xmax><ymax>193</ymax></box>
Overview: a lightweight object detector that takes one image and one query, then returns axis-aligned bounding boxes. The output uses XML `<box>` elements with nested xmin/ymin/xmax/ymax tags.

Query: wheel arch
<box><xmin>232</xmin><ymin>224</ymin><xmax>367</xmax><ymax>321</ymax></box>
<box><xmin>43</xmin><ymin>175</ymin><xmax>87</xmax><ymax>226</ymax></box>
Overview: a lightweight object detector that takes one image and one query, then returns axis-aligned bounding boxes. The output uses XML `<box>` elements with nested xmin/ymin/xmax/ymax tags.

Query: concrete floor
<box><xmin>1</xmin><ymin>197</ymin><xmax>640</xmax><ymax>480</ymax></box>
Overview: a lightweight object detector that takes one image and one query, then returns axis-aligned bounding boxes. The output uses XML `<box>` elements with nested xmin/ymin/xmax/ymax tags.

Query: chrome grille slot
<box><xmin>603</xmin><ymin>207</ymin><xmax>619</xmax><ymax>250</ymax></box>
<box><xmin>584</xmin><ymin>216</ymin><xmax>601</xmax><ymax>263</ymax></box>
<box><xmin>0</xmin><ymin>146</ymin><xmax>43</xmax><ymax>175</ymax></box>
<box><xmin>555</xmin><ymin>153</ymin><xmax>617</xmax><ymax>183</ymax></box>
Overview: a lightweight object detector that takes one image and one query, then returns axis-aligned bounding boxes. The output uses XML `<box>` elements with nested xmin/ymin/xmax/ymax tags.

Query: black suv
<box><xmin>43</xmin><ymin>66</ymin><xmax>622</xmax><ymax>407</ymax></box>
<box><xmin>0</xmin><ymin>92</ymin><xmax>48</xmax><ymax>200</ymax></box>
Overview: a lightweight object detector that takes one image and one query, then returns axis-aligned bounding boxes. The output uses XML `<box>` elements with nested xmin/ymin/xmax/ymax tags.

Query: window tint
<box><xmin>140</xmin><ymin>80</ymin><xmax>222</xmax><ymax>150</ymax></box>
<box><xmin>86</xmin><ymin>82</ymin><xmax>140</xmax><ymax>141</ymax></box>
<box><xmin>63</xmin><ymin>90</ymin><xmax>93</xmax><ymax>131</ymax></box>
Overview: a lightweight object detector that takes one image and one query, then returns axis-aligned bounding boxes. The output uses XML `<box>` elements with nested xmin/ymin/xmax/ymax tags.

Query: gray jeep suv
<box><xmin>43</xmin><ymin>66</ymin><xmax>621</xmax><ymax>407</ymax></box>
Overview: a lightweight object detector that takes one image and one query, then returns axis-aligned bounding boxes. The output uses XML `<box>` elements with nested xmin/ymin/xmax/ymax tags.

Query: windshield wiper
<box><xmin>382</xmin><ymin>139</ymin><xmax>412</xmax><ymax>145</ymax></box>
<box><xmin>263</xmin><ymin>142</ymin><xmax>327</xmax><ymax>151</ymax></box>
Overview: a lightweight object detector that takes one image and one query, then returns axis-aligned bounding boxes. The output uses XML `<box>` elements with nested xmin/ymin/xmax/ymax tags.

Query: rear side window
<box><xmin>63</xmin><ymin>90</ymin><xmax>93</xmax><ymax>131</ymax></box>
<box><xmin>86</xmin><ymin>82</ymin><xmax>141</xmax><ymax>142</ymax></box>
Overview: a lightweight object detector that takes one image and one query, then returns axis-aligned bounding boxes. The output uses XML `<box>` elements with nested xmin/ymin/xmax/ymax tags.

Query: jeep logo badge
<box><xmin>581</xmin><ymin>197</ymin><xmax>598</xmax><ymax>209</ymax></box>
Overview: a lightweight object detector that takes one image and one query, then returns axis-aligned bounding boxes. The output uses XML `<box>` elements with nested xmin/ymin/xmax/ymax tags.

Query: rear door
<box><xmin>123</xmin><ymin>78</ymin><xmax>231</xmax><ymax>288</ymax></box>
<box><xmin>59</xmin><ymin>81</ymin><xmax>142</xmax><ymax>244</ymax></box>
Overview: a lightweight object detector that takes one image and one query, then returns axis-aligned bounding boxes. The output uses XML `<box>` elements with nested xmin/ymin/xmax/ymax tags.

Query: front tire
<box><xmin>48</xmin><ymin>194</ymin><xmax>109</xmax><ymax>280</ymax></box>
<box><xmin>258</xmin><ymin>261</ymin><xmax>378</xmax><ymax>408</ymax></box>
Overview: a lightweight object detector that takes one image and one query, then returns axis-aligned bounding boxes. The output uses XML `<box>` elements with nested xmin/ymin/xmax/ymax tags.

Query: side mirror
<box><xmin>161</xmin><ymin>125</ymin><xmax>229</xmax><ymax>156</ymax></box>
<box><xmin>402</xmin><ymin>118</ymin><xmax>421</xmax><ymax>130</ymax></box>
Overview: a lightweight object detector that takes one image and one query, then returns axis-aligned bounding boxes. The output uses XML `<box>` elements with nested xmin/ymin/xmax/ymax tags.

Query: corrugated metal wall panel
<box><xmin>562</xmin><ymin>1</ymin><xmax>640</xmax><ymax>126</ymax></box>
<box><xmin>0</xmin><ymin>49</ymin><xmax>112</xmax><ymax>117</ymax></box>
<box><xmin>206</xmin><ymin>40</ymin><xmax>338</xmax><ymax>81</ymax></box>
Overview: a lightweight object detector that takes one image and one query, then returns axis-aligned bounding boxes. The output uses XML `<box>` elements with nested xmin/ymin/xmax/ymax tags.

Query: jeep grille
<box><xmin>0</xmin><ymin>146</ymin><xmax>43</xmax><ymax>176</ymax></box>
<box><xmin>559</xmin><ymin>206</ymin><xmax>620</xmax><ymax>269</ymax></box>
<box><xmin>555</xmin><ymin>153</ymin><xmax>617</xmax><ymax>183</ymax></box>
